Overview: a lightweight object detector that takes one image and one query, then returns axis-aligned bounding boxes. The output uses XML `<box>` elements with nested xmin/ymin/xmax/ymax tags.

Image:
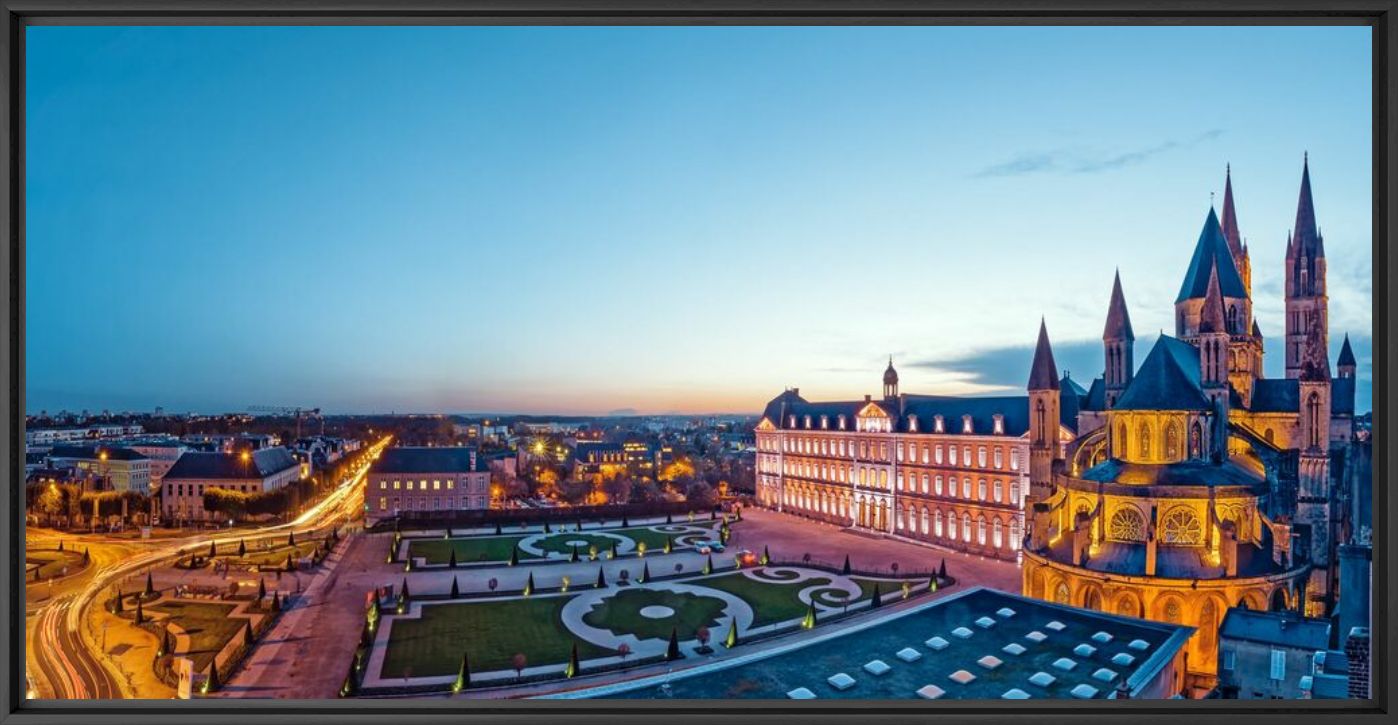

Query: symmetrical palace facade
<box><xmin>1020</xmin><ymin>158</ymin><xmax>1364</xmax><ymax>691</ymax></box>
<box><xmin>754</xmin><ymin>363</ymin><xmax>1040</xmax><ymax>561</ymax></box>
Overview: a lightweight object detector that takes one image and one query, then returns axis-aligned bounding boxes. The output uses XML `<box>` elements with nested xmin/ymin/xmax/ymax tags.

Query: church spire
<box><xmin>1294</xmin><ymin>152</ymin><xmax>1320</xmax><ymax>257</ymax></box>
<box><xmin>1103</xmin><ymin>269</ymin><xmax>1135</xmax><ymax>341</ymax></box>
<box><xmin>1199</xmin><ymin>265</ymin><xmax>1227</xmax><ymax>334</ymax></box>
<box><xmin>1221</xmin><ymin>163</ymin><xmax>1244</xmax><ymax>258</ymax></box>
<box><xmin>1028</xmin><ymin>318</ymin><xmax>1059</xmax><ymax>391</ymax></box>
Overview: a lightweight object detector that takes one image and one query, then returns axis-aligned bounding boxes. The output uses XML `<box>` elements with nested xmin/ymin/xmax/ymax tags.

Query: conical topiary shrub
<box><xmin>841</xmin><ymin>554</ymin><xmax>851</xmax><ymax>575</ymax></box>
<box><xmin>801</xmin><ymin>600</ymin><xmax>816</xmax><ymax>630</ymax></box>
<box><xmin>448</xmin><ymin>550</ymin><xmax>457</xmax><ymax>569</ymax></box>
<box><xmin>564</xmin><ymin>642</ymin><xmax>580</xmax><ymax>678</ymax></box>
<box><xmin>450</xmin><ymin>576</ymin><xmax>460</xmax><ymax>598</ymax></box>
<box><xmin>724</xmin><ymin>618</ymin><xmax>738</xmax><ymax>648</ymax></box>
<box><xmin>596</xmin><ymin>566</ymin><xmax>607</xmax><ymax>588</ymax></box>
<box><xmin>665</xmin><ymin>627</ymin><xmax>681</xmax><ymax>661</ymax></box>
<box><xmin>452</xmin><ymin>651</ymin><xmax>471</xmax><ymax>693</ymax></box>
<box><xmin>870</xmin><ymin>583</ymin><xmax>882</xmax><ymax>609</ymax></box>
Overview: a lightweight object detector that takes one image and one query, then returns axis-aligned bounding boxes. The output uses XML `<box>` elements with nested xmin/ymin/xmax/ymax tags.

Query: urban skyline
<box><xmin>25</xmin><ymin>25</ymin><xmax>1372</xmax><ymax>416</ymax></box>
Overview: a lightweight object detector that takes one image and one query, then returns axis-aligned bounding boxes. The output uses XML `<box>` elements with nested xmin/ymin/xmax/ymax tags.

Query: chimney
<box><xmin>1029</xmin><ymin>502</ymin><xmax>1051</xmax><ymax>551</ymax></box>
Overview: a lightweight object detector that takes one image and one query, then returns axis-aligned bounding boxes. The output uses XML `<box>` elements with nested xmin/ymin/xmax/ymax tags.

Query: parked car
<box><xmin>696</xmin><ymin>539</ymin><xmax>725</xmax><ymax>554</ymax></box>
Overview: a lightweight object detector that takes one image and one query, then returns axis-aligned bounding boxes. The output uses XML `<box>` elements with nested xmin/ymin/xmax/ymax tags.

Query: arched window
<box><xmin>1165</xmin><ymin>422</ymin><xmax>1181</xmax><ymax>459</ymax></box>
<box><xmin>1227</xmin><ymin>305</ymin><xmax>1238</xmax><ymax>333</ymax></box>
<box><xmin>993</xmin><ymin>518</ymin><xmax>1004</xmax><ymax>547</ymax></box>
<box><xmin>934</xmin><ymin>510</ymin><xmax>943</xmax><ymax>537</ymax></box>
<box><xmin>1162</xmin><ymin>507</ymin><xmax>1203</xmax><ymax>545</ymax></box>
<box><xmin>934</xmin><ymin>475</ymin><xmax>943</xmax><ymax>495</ymax></box>
<box><xmin>961</xmin><ymin>477</ymin><xmax>972</xmax><ymax>499</ymax></box>
<box><xmin>977</xmin><ymin>515</ymin><xmax>987</xmax><ymax>545</ymax></box>
<box><xmin>1053</xmin><ymin>582</ymin><xmax>1070</xmax><ymax>604</ymax></box>
<box><xmin>1108</xmin><ymin>507</ymin><xmax>1146</xmax><ymax>542</ymax></box>
<box><xmin>1190</xmin><ymin>422</ymin><xmax>1203</xmax><ymax>458</ymax></box>
<box><xmin>921</xmin><ymin>507</ymin><xmax>929</xmax><ymax>535</ymax></box>
<box><xmin>993</xmin><ymin>479</ymin><xmax>1003</xmax><ymax>503</ymax></box>
<box><xmin>1035</xmin><ymin>400</ymin><xmax>1046</xmax><ymax>444</ymax></box>
<box><xmin>1162</xmin><ymin>598</ymin><xmax>1183</xmax><ymax>624</ymax></box>
<box><xmin>1010</xmin><ymin>519</ymin><xmax>1022</xmax><ymax>550</ymax></box>
<box><xmin>1117</xmin><ymin>422</ymin><xmax>1128</xmax><ymax>457</ymax></box>
<box><xmin>1307</xmin><ymin>392</ymin><xmax>1322</xmax><ymax>448</ymax></box>
<box><xmin>962</xmin><ymin>512</ymin><xmax>972</xmax><ymax>542</ymax></box>
<box><xmin>1137</xmin><ymin>422</ymin><xmax>1151</xmax><ymax>459</ymax></box>
<box><xmin>977</xmin><ymin>479</ymin><xmax>987</xmax><ymax>501</ymax></box>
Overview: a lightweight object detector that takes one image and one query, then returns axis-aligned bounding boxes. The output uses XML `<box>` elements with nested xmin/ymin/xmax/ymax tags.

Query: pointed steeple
<box><xmin>1220</xmin><ymin>163</ymin><xmax>1244</xmax><ymax>258</ymax></box>
<box><xmin>1028</xmin><ymin>318</ymin><xmax>1059</xmax><ymax>391</ymax></box>
<box><xmin>1293</xmin><ymin>152</ymin><xmax>1320</xmax><ymax>257</ymax></box>
<box><xmin>1103</xmin><ymin>269</ymin><xmax>1135</xmax><ymax>341</ymax></box>
<box><xmin>1338</xmin><ymin>333</ymin><xmax>1356</xmax><ymax>368</ymax></box>
<box><xmin>1199</xmin><ymin>265</ymin><xmax>1227</xmax><ymax>334</ymax></box>
<box><xmin>1252</xmin><ymin>318</ymin><xmax>1262</xmax><ymax>338</ymax></box>
<box><xmin>1176</xmin><ymin>206</ymin><xmax>1247</xmax><ymax>303</ymax></box>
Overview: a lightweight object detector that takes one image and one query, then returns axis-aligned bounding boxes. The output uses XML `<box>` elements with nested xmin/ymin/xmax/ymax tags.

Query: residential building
<box><xmin>46</xmin><ymin>445</ymin><xmax>153</xmax><ymax>495</ymax></box>
<box><xmin>160</xmin><ymin>447</ymin><xmax>300</xmax><ymax>523</ymax></box>
<box><xmin>1216</xmin><ymin>608</ymin><xmax>1331</xmax><ymax>699</ymax></box>
<box><xmin>364</xmin><ymin>446</ymin><xmax>490</xmax><ymax>524</ymax></box>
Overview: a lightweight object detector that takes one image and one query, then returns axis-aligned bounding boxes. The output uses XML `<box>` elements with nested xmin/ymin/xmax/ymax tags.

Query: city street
<box><xmin>23</xmin><ymin>437</ymin><xmax>388</xmax><ymax>700</ymax></box>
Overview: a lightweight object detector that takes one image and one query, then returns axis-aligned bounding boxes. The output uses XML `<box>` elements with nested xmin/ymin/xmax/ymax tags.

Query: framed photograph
<box><xmin>3</xmin><ymin>2</ymin><xmax>1392</xmax><ymax>724</ymax></box>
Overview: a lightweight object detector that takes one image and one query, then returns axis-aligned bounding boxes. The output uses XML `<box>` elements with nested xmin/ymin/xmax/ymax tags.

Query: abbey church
<box><xmin>1020</xmin><ymin>157</ymin><xmax>1367</xmax><ymax>690</ymax></box>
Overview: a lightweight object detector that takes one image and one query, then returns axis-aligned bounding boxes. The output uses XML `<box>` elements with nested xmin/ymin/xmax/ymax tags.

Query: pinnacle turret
<box><xmin>1028</xmin><ymin>318</ymin><xmax>1059</xmax><ymax>391</ymax></box>
<box><xmin>1103</xmin><ymin>269</ymin><xmax>1135</xmax><ymax>341</ymax></box>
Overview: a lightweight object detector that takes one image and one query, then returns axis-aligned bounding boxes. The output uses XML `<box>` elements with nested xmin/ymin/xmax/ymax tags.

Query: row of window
<box><xmin>776</xmin><ymin>487</ymin><xmax>1022</xmax><ymax>549</ymax></box>
<box><xmin>761</xmin><ymin>435</ymin><xmax>1020</xmax><ymax>472</ymax></box>
<box><xmin>374</xmin><ymin>477</ymin><xmax>483</xmax><ymax>492</ymax></box>
<box><xmin>772</xmin><ymin>460</ymin><xmax>1023</xmax><ymax>507</ymax></box>
<box><xmin>779</xmin><ymin>412</ymin><xmax>1008</xmax><ymax>435</ymax></box>
<box><xmin>377</xmin><ymin>496</ymin><xmax>488</xmax><ymax>511</ymax></box>
<box><xmin>166</xmin><ymin>482</ymin><xmax>260</xmax><ymax>497</ymax></box>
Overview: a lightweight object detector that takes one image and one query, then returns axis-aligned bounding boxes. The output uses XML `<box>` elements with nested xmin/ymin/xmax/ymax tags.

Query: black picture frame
<box><xmin>2</xmin><ymin>2</ymin><xmax>1392</xmax><ymax>724</ymax></box>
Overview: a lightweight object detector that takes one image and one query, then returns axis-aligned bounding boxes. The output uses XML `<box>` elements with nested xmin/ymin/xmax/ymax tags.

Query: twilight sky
<box><xmin>26</xmin><ymin>25</ymin><xmax>1372</xmax><ymax>416</ymax></box>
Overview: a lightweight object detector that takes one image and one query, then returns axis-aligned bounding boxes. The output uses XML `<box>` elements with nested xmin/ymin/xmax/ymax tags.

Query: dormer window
<box><xmin>837</xmin><ymin>415</ymin><xmax>847</xmax><ymax>430</ymax></box>
<box><xmin>788</xmin><ymin>415</ymin><xmax>796</xmax><ymax>428</ymax></box>
<box><xmin>908</xmin><ymin>415</ymin><xmax>919</xmax><ymax>432</ymax></box>
<box><xmin>820</xmin><ymin>415</ymin><xmax>828</xmax><ymax>430</ymax></box>
<box><xmin>934</xmin><ymin>415</ymin><xmax>945</xmax><ymax>433</ymax></box>
<box><xmin>962</xmin><ymin>415</ymin><xmax>974</xmax><ymax>434</ymax></box>
<box><xmin>803</xmin><ymin>415</ymin><xmax>812</xmax><ymax>429</ymax></box>
<box><xmin>993</xmin><ymin>414</ymin><xmax>1005</xmax><ymax>435</ymax></box>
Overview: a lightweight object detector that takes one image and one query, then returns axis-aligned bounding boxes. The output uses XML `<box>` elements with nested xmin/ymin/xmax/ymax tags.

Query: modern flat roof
<box><xmin>543</xmin><ymin>586</ymin><xmax>1193</xmax><ymax>700</ymax></box>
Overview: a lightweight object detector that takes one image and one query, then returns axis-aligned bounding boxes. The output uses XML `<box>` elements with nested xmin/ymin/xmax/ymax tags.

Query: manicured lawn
<box><xmin>851</xmin><ymin>576</ymin><xmax>930</xmax><ymax>603</ymax></box>
<box><xmin>238</xmin><ymin>540</ymin><xmax>324</xmax><ymax>567</ymax></box>
<box><xmin>407</xmin><ymin>535</ymin><xmax>530</xmax><ymax>565</ymax></box>
<box><xmin>532</xmin><ymin>533</ymin><xmax>623</xmax><ymax>557</ymax></box>
<box><xmin>582</xmin><ymin>587</ymin><xmax>728</xmax><ymax>641</ymax></box>
<box><xmin>699</xmin><ymin>572</ymin><xmax>833</xmax><ymax>627</ymax></box>
<box><xmin>382</xmin><ymin>595</ymin><xmax>611</xmax><ymax>678</ymax></box>
<box><xmin>25</xmin><ymin>549</ymin><xmax>84</xmax><ymax>579</ymax></box>
<box><xmin>616</xmin><ymin>525</ymin><xmax>710</xmax><ymax>551</ymax></box>
<box><xmin>149</xmin><ymin>600</ymin><xmax>246</xmax><ymax>672</ymax></box>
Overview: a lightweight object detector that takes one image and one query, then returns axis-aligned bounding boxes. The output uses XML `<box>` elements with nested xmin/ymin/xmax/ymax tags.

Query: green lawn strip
<box><xmin>581</xmin><ymin>587</ymin><xmax>727</xmax><ymax>641</ymax></box>
<box><xmin>25</xmin><ymin>549</ymin><xmax>84</xmax><ymax>578</ymax></box>
<box><xmin>407</xmin><ymin>535</ymin><xmax>530</xmax><ymax>565</ymax></box>
<box><xmin>237</xmin><ymin>540</ymin><xmax>324</xmax><ymax>567</ymax></box>
<box><xmin>698</xmin><ymin>572</ymin><xmax>833</xmax><ymax>628</ymax></box>
<box><xmin>849</xmin><ymin>576</ymin><xmax>924</xmax><ymax>603</ymax></box>
<box><xmin>381</xmin><ymin>595</ymin><xmax>609</xmax><ymax>678</ymax></box>
<box><xmin>149</xmin><ymin>601</ymin><xmax>246</xmax><ymax>673</ymax></box>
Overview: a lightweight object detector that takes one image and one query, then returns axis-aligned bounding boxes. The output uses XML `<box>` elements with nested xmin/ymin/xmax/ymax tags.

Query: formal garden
<box><xmin>24</xmin><ymin>543</ymin><xmax>88</xmax><ymax>582</ymax></box>
<box><xmin>343</xmin><ymin>541</ymin><xmax>957</xmax><ymax>697</ymax></box>
<box><xmin>398</xmin><ymin>516</ymin><xmax>725</xmax><ymax>569</ymax></box>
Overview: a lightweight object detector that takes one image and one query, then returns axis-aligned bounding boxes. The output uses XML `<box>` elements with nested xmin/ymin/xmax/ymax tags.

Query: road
<box><xmin>24</xmin><ymin>436</ymin><xmax>388</xmax><ymax>700</ymax></box>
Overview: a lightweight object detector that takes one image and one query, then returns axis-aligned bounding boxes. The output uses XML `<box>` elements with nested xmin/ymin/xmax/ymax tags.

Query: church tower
<box><xmin>1337</xmin><ymin>333</ymin><xmax>1357</xmax><ymax>379</ymax></box>
<box><xmin>1028</xmin><ymin>319</ymin><xmax>1061</xmax><ymax>507</ymax></box>
<box><xmin>1198</xmin><ymin>266</ymin><xmax>1231</xmax><ymax>403</ymax></box>
<box><xmin>883</xmin><ymin>357</ymin><xmax>899</xmax><ymax>400</ymax></box>
<box><xmin>1103</xmin><ymin>270</ymin><xmax>1135</xmax><ymax>408</ymax></box>
<box><xmin>1285</xmin><ymin>154</ymin><xmax>1329</xmax><ymax>379</ymax></box>
<box><xmin>1297</xmin><ymin>324</ymin><xmax>1334</xmax><ymax>604</ymax></box>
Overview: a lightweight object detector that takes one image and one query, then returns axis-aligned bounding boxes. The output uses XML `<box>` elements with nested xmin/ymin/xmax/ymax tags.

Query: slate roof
<box><xmin>1077</xmin><ymin>458</ymin><xmax>1265</xmax><ymax>487</ymax></box>
<box><xmin>1176</xmin><ymin>207</ymin><xmax>1248</xmax><ymax>303</ymax></box>
<box><xmin>164</xmin><ymin>447</ymin><xmax>299</xmax><ymax>480</ymax></box>
<box><xmin>1029</xmin><ymin>319</ymin><xmax>1060</xmax><ymax>390</ymax></box>
<box><xmin>1291</xmin><ymin>155</ymin><xmax>1324</xmax><ymax>260</ymax></box>
<box><xmin>1082</xmin><ymin>377</ymin><xmax>1108</xmax><ymax>412</ymax></box>
<box><xmin>1046</xmin><ymin>536</ymin><xmax>1282</xmax><ymax>579</ymax></box>
<box><xmin>1112</xmin><ymin>336</ymin><xmax>1211</xmax><ymax>411</ymax></box>
<box><xmin>759</xmin><ymin>390</ymin><xmax>1053</xmax><ymax>437</ymax></box>
<box><xmin>1219</xmin><ymin>609</ymin><xmax>1331</xmax><ymax>650</ymax></box>
<box><xmin>369</xmin><ymin>446</ymin><xmax>485</xmax><ymax>474</ymax></box>
<box><xmin>1337</xmin><ymin>334</ymin><xmax>1356</xmax><ymax>368</ymax></box>
<box><xmin>47</xmin><ymin>445</ymin><xmax>148</xmax><ymax>462</ymax></box>
<box><xmin>1103</xmin><ymin>270</ymin><xmax>1135</xmax><ymax>340</ymax></box>
<box><xmin>1250</xmin><ymin>379</ymin><xmax>1298</xmax><ymax>412</ymax></box>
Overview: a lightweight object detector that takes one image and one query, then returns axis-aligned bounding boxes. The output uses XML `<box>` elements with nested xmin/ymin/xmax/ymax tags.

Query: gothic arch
<box><xmin>1109</xmin><ymin>505</ymin><xmax>1146</xmax><ymax>542</ymax></box>
<box><xmin>1138</xmin><ymin>421</ymin><xmax>1152</xmax><ymax>459</ymax></box>
<box><xmin>1114</xmin><ymin>590</ymin><xmax>1144</xmax><ymax>619</ymax></box>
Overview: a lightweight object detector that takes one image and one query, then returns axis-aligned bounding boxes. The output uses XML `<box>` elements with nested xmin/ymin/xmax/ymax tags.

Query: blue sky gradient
<box><xmin>26</xmin><ymin>26</ymin><xmax>1372</xmax><ymax>415</ymax></box>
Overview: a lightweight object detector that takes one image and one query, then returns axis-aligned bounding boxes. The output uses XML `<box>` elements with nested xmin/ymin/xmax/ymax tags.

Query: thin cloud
<box><xmin>973</xmin><ymin>129</ymin><xmax>1225</xmax><ymax>178</ymax></box>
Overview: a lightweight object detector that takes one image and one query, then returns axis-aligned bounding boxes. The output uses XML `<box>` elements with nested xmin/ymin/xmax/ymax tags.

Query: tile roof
<box><xmin>164</xmin><ymin>447</ymin><xmax>298</xmax><ymax>480</ymax></box>
<box><xmin>1112</xmin><ymin>336</ymin><xmax>1211</xmax><ymax>411</ymax></box>
<box><xmin>47</xmin><ymin>445</ymin><xmax>148</xmax><ymax>461</ymax></box>
<box><xmin>1176</xmin><ymin>207</ymin><xmax>1248</xmax><ymax>303</ymax></box>
<box><xmin>369</xmin><ymin>447</ymin><xmax>486</xmax><ymax>474</ymax></box>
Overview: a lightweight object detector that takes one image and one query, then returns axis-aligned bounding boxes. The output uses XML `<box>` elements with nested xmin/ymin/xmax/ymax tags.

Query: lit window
<box><xmin>935</xmin><ymin>475</ymin><xmax>943</xmax><ymax>495</ymax></box>
<box><xmin>909</xmin><ymin>415</ymin><xmax>919</xmax><ymax>432</ymax></box>
<box><xmin>1010</xmin><ymin>450</ymin><xmax>1020</xmax><ymax>471</ymax></box>
<box><xmin>978</xmin><ymin>479</ymin><xmax>987</xmax><ymax>500</ymax></box>
<box><xmin>993</xmin><ymin>479</ymin><xmax>1003</xmax><ymax>503</ymax></box>
<box><xmin>994</xmin><ymin>448</ymin><xmax>1003</xmax><ymax>469</ymax></box>
<box><xmin>978</xmin><ymin>446</ymin><xmax>987</xmax><ymax>467</ymax></box>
